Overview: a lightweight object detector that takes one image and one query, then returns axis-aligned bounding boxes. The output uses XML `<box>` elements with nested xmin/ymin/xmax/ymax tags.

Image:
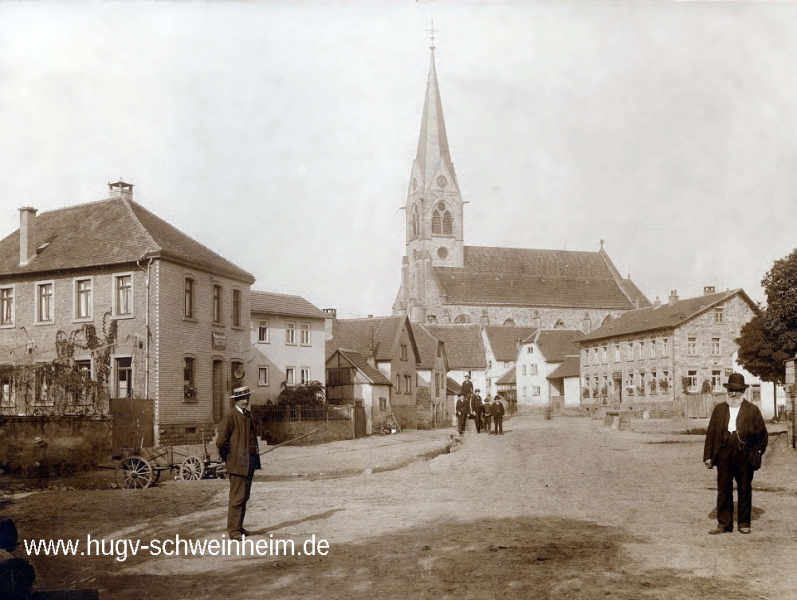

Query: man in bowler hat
<box><xmin>703</xmin><ymin>373</ymin><xmax>767</xmax><ymax>534</ymax></box>
<box><xmin>217</xmin><ymin>386</ymin><xmax>261</xmax><ymax>540</ymax></box>
<box><xmin>492</xmin><ymin>395</ymin><xmax>505</xmax><ymax>435</ymax></box>
<box><xmin>455</xmin><ymin>394</ymin><xmax>468</xmax><ymax>434</ymax></box>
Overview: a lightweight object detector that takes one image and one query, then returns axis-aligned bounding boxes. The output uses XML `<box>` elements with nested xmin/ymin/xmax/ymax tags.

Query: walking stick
<box><xmin>259</xmin><ymin>429</ymin><xmax>319</xmax><ymax>456</ymax></box>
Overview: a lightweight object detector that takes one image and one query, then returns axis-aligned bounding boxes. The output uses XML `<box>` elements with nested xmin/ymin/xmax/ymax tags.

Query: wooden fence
<box><xmin>252</xmin><ymin>404</ymin><xmax>353</xmax><ymax>424</ymax></box>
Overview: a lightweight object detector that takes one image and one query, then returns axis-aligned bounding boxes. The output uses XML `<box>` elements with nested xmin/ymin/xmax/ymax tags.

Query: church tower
<box><xmin>399</xmin><ymin>38</ymin><xmax>465</xmax><ymax>323</ymax></box>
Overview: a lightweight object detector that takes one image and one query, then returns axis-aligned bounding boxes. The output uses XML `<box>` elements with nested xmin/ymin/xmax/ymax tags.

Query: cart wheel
<box><xmin>116</xmin><ymin>457</ymin><xmax>154</xmax><ymax>489</ymax></box>
<box><xmin>179</xmin><ymin>456</ymin><xmax>205</xmax><ymax>481</ymax></box>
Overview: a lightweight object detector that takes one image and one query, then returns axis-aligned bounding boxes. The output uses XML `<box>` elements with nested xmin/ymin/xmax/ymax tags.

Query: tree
<box><xmin>736</xmin><ymin>315</ymin><xmax>788</xmax><ymax>384</ymax></box>
<box><xmin>276</xmin><ymin>380</ymin><xmax>326</xmax><ymax>406</ymax></box>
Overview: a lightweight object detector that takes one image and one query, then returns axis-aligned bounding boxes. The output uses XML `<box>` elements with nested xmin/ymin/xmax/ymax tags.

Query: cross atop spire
<box><xmin>428</xmin><ymin>19</ymin><xmax>437</xmax><ymax>50</ymax></box>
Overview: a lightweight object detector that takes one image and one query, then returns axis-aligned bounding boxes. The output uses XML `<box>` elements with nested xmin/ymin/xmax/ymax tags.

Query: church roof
<box><xmin>423</xmin><ymin>324</ymin><xmax>487</xmax><ymax>369</ymax></box>
<box><xmin>415</xmin><ymin>48</ymin><xmax>457</xmax><ymax>189</ymax></box>
<box><xmin>579</xmin><ymin>289</ymin><xmax>757</xmax><ymax>343</ymax></box>
<box><xmin>250</xmin><ymin>290</ymin><xmax>326</xmax><ymax>319</ymax></box>
<box><xmin>483</xmin><ymin>325</ymin><xmax>538</xmax><ymax>362</ymax></box>
<box><xmin>433</xmin><ymin>246</ymin><xmax>649</xmax><ymax>310</ymax></box>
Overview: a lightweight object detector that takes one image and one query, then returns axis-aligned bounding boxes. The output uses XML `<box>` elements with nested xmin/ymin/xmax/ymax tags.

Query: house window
<box><xmin>404</xmin><ymin>374</ymin><xmax>412</xmax><ymax>394</ymax></box>
<box><xmin>258</xmin><ymin>367</ymin><xmax>269</xmax><ymax>386</ymax></box>
<box><xmin>662</xmin><ymin>338</ymin><xmax>669</xmax><ymax>356</ymax></box>
<box><xmin>212</xmin><ymin>284</ymin><xmax>222</xmax><ymax>323</ymax></box>
<box><xmin>614</xmin><ymin>345</ymin><xmax>620</xmax><ymax>362</ymax></box>
<box><xmin>639</xmin><ymin>372</ymin><xmax>645</xmax><ymax>392</ymax></box>
<box><xmin>527</xmin><ymin>347</ymin><xmax>533</xmax><ymax>354</ymax></box>
<box><xmin>232</xmin><ymin>289</ymin><xmax>241</xmax><ymax>327</ymax></box>
<box><xmin>301</xmin><ymin>368</ymin><xmax>310</xmax><ymax>384</ymax></box>
<box><xmin>687</xmin><ymin>370</ymin><xmax>698</xmax><ymax>393</ymax></box>
<box><xmin>34</xmin><ymin>366</ymin><xmax>52</xmax><ymax>406</ymax></box>
<box><xmin>400</xmin><ymin>344</ymin><xmax>408</xmax><ymax>361</ymax></box>
<box><xmin>0</xmin><ymin>373</ymin><xmax>13</xmax><ymax>408</ymax></box>
<box><xmin>286</xmin><ymin>322</ymin><xmax>296</xmax><ymax>345</ymax></box>
<box><xmin>530</xmin><ymin>364</ymin><xmax>538</xmax><ymax>375</ymax></box>
<box><xmin>184</xmin><ymin>278</ymin><xmax>195</xmax><ymax>319</ymax></box>
<box><xmin>114</xmin><ymin>274</ymin><xmax>132</xmax><ymax>316</ymax></box>
<box><xmin>379</xmin><ymin>397</ymin><xmax>387</xmax><ymax>411</ymax></box>
<box><xmin>522</xmin><ymin>365</ymin><xmax>527</xmax><ymax>376</ymax></box>
<box><xmin>602</xmin><ymin>346</ymin><xmax>608</xmax><ymax>363</ymax></box>
<box><xmin>626</xmin><ymin>374</ymin><xmax>634</xmax><ymax>395</ymax></box>
<box><xmin>638</xmin><ymin>342</ymin><xmax>644</xmax><ymax>359</ymax></box>
<box><xmin>650</xmin><ymin>340</ymin><xmax>656</xmax><ymax>358</ymax></box>
<box><xmin>258</xmin><ymin>320</ymin><xmax>269</xmax><ymax>342</ymax></box>
<box><xmin>437</xmin><ymin>344</ymin><xmax>442</xmax><ymax>357</ymax></box>
<box><xmin>183</xmin><ymin>357</ymin><xmax>196</xmax><ymax>400</ymax></box>
<box><xmin>76</xmin><ymin>359</ymin><xmax>91</xmax><ymax>380</ymax></box>
<box><xmin>522</xmin><ymin>386</ymin><xmax>528</xmax><ymax>397</ymax></box>
<box><xmin>36</xmin><ymin>282</ymin><xmax>54</xmax><ymax>323</ymax></box>
<box><xmin>714</xmin><ymin>308</ymin><xmax>724</xmax><ymax>323</ymax></box>
<box><xmin>115</xmin><ymin>357</ymin><xmax>133</xmax><ymax>398</ymax></box>
<box><xmin>592</xmin><ymin>348</ymin><xmax>598</xmax><ymax>364</ymax></box>
<box><xmin>300</xmin><ymin>323</ymin><xmax>310</xmax><ymax>345</ymax></box>
<box><xmin>0</xmin><ymin>286</ymin><xmax>13</xmax><ymax>327</ymax></box>
<box><xmin>712</xmin><ymin>370</ymin><xmax>723</xmax><ymax>392</ymax></box>
<box><xmin>286</xmin><ymin>367</ymin><xmax>295</xmax><ymax>386</ymax></box>
<box><xmin>504</xmin><ymin>361</ymin><xmax>511</xmax><ymax>368</ymax></box>
<box><xmin>395</xmin><ymin>374</ymin><xmax>401</xmax><ymax>393</ymax></box>
<box><xmin>435</xmin><ymin>372</ymin><xmax>441</xmax><ymax>397</ymax></box>
<box><xmin>627</xmin><ymin>343</ymin><xmax>633</xmax><ymax>361</ymax></box>
<box><xmin>687</xmin><ymin>337</ymin><xmax>697</xmax><ymax>356</ymax></box>
<box><xmin>532</xmin><ymin>386</ymin><xmax>541</xmax><ymax>396</ymax></box>
<box><xmin>75</xmin><ymin>278</ymin><xmax>92</xmax><ymax>320</ymax></box>
<box><xmin>711</xmin><ymin>338</ymin><xmax>721</xmax><ymax>356</ymax></box>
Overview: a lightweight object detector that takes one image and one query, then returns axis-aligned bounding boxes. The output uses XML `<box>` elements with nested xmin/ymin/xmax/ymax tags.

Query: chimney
<box><xmin>108</xmin><ymin>180</ymin><xmax>133</xmax><ymax>201</ymax></box>
<box><xmin>323</xmin><ymin>308</ymin><xmax>337</xmax><ymax>340</ymax></box>
<box><xmin>480</xmin><ymin>309</ymin><xmax>489</xmax><ymax>326</ymax></box>
<box><xmin>516</xmin><ymin>338</ymin><xmax>523</xmax><ymax>352</ymax></box>
<box><xmin>653</xmin><ymin>296</ymin><xmax>661</xmax><ymax>308</ymax></box>
<box><xmin>703</xmin><ymin>286</ymin><xmax>716</xmax><ymax>296</ymax></box>
<box><xmin>18</xmin><ymin>207</ymin><xmax>38</xmax><ymax>266</ymax></box>
<box><xmin>668</xmin><ymin>290</ymin><xmax>679</xmax><ymax>306</ymax></box>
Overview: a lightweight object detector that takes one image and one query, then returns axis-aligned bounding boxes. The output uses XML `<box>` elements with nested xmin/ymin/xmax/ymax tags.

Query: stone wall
<box><xmin>258</xmin><ymin>419</ymin><xmax>354</xmax><ymax>445</ymax></box>
<box><xmin>0</xmin><ymin>416</ymin><xmax>112</xmax><ymax>477</ymax></box>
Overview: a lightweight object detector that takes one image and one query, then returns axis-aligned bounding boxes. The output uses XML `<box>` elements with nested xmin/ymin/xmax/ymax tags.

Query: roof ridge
<box><xmin>34</xmin><ymin>196</ymin><xmax>118</xmax><ymax>217</ymax></box>
<box><xmin>123</xmin><ymin>199</ymin><xmax>160</xmax><ymax>253</ymax></box>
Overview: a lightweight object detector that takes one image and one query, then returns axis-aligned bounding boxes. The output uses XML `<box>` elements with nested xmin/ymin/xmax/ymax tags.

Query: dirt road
<box><xmin>6</xmin><ymin>417</ymin><xmax>797</xmax><ymax>599</ymax></box>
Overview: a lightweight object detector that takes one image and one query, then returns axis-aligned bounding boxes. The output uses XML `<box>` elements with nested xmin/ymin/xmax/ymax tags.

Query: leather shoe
<box><xmin>241</xmin><ymin>528</ymin><xmax>253</xmax><ymax>536</ymax></box>
<box><xmin>229</xmin><ymin>533</ymin><xmax>242</xmax><ymax>541</ymax></box>
<box><xmin>708</xmin><ymin>526</ymin><xmax>732</xmax><ymax>535</ymax></box>
<box><xmin>739</xmin><ymin>527</ymin><xmax>751</xmax><ymax>534</ymax></box>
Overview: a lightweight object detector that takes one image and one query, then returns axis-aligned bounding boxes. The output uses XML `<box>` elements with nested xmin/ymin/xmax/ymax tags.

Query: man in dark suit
<box><xmin>460</xmin><ymin>375</ymin><xmax>474</xmax><ymax>404</ymax></box>
<box><xmin>703</xmin><ymin>373</ymin><xmax>767</xmax><ymax>535</ymax></box>
<box><xmin>217</xmin><ymin>386</ymin><xmax>261</xmax><ymax>541</ymax></box>
<box><xmin>471</xmin><ymin>389</ymin><xmax>484</xmax><ymax>433</ymax></box>
<box><xmin>455</xmin><ymin>394</ymin><xmax>468</xmax><ymax>434</ymax></box>
<box><xmin>482</xmin><ymin>395</ymin><xmax>493</xmax><ymax>433</ymax></box>
<box><xmin>492</xmin><ymin>395</ymin><xmax>505</xmax><ymax>435</ymax></box>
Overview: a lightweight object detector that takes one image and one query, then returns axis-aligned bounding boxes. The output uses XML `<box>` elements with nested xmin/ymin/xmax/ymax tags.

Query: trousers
<box><xmin>493</xmin><ymin>415</ymin><xmax>503</xmax><ymax>434</ymax></box>
<box><xmin>715</xmin><ymin>434</ymin><xmax>754</xmax><ymax>530</ymax></box>
<box><xmin>227</xmin><ymin>472</ymin><xmax>254</xmax><ymax>535</ymax></box>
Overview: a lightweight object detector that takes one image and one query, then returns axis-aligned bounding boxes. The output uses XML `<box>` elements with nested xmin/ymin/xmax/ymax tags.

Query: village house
<box><xmin>578</xmin><ymin>288</ymin><xmax>759</xmax><ymax>414</ymax></box>
<box><xmin>247</xmin><ymin>290</ymin><xmax>326</xmax><ymax>406</ymax></box>
<box><xmin>515</xmin><ymin>329</ymin><xmax>582</xmax><ymax>413</ymax></box>
<box><xmin>482</xmin><ymin>325</ymin><xmax>538</xmax><ymax>399</ymax></box>
<box><xmin>325</xmin><ymin>314</ymin><xmax>421</xmax><ymax>429</ymax></box>
<box><xmin>0</xmin><ymin>182</ymin><xmax>255</xmax><ymax>448</ymax></box>
<box><xmin>413</xmin><ymin>323</ymin><xmax>449</xmax><ymax>429</ymax></box>
<box><xmin>325</xmin><ymin>348</ymin><xmax>392</xmax><ymax>436</ymax></box>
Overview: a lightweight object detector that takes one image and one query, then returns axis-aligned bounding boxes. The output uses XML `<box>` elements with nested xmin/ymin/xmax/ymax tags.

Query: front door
<box><xmin>212</xmin><ymin>360</ymin><xmax>224</xmax><ymax>423</ymax></box>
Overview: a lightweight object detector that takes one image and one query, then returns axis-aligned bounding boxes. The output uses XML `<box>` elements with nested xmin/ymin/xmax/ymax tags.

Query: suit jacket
<box><xmin>492</xmin><ymin>402</ymin><xmax>505</xmax><ymax>418</ymax></box>
<box><xmin>703</xmin><ymin>399</ymin><xmax>767</xmax><ymax>465</ymax></box>
<box><xmin>455</xmin><ymin>397</ymin><xmax>468</xmax><ymax>416</ymax></box>
<box><xmin>461</xmin><ymin>380</ymin><xmax>474</xmax><ymax>397</ymax></box>
<box><xmin>482</xmin><ymin>403</ymin><xmax>493</xmax><ymax>417</ymax></box>
<box><xmin>217</xmin><ymin>408</ymin><xmax>261</xmax><ymax>476</ymax></box>
<box><xmin>470</xmin><ymin>394</ymin><xmax>483</xmax><ymax>414</ymax></box>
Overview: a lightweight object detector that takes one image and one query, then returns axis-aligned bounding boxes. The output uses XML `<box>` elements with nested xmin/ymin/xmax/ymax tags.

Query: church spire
<box><xmin>415</xmin><ymin>36</ymin><xmax>457</xmax><ymax>189</ymax></box>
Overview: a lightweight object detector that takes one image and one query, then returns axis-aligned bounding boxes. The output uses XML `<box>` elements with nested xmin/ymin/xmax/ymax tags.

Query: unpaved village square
<box><xmin>5</xmin><ymin>416</ymin><xmax>797</xmax><ymax>600</ymax></box>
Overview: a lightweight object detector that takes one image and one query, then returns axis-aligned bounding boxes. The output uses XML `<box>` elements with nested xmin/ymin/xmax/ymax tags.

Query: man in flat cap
<box><xmin>217</xmin><ymin>386</ymin><xmax>261</xmax><ymax>540</ymax></box>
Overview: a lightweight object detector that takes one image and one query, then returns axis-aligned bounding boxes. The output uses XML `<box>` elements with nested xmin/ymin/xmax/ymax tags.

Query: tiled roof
<box><xmin>0</xmin><ymin>198</ymin><xmax>254</xmax><ymax>282</ymax></box>
<box><xmin>579</xmin><ymin>289</ymin><xmax>757</xmax><ymax>343</ymax></box>
<box><xmin>250</xmin><ymin>291</ymin><xmax>326</xmax><ymax>319</ymax></box>
<box><xmin>547</xmin><ymin>356</ymin><xmax>581</xmax><ymax>380</ymax></box>
<box><xmin>446</xmin><ymin>377</ymin><xmax>462</xmax><ymax>394</ymax></box>
<box><xmin>326</xmin><ymin>316</ymin><xmax>418</xmax><ymax>364</ymax></box>
<box><xmin>534</xmin><ymin>330</ymin><xmax>584</xmax><ymax>363</ymax></box>
<box><xmin>423</xmin><ymin>324</ymin><xmax>487</xmax><ymax>369</ymax></box>
<box><xmin>496</xmin><ymin>368</ymin><xmax>516</xmax><ymax>385</ymax></box>
<box><xmin>433</xmin><ymin>246</ymin><xmax>649</xmax><ymax>309</ymax></box>
<box><xmin>334</xmin><ymin>350</ymin><xmax>392</xmax><ymax>386</ymax></box>
<box><xmin>413</xmin><ymin>324</ymin><xmax>443</xmax><ymax>370</ymax></box>
<box><xmin>483</xmin><ymin>325</ymin><xmax>538</xmax><ymax>362</ymax></box>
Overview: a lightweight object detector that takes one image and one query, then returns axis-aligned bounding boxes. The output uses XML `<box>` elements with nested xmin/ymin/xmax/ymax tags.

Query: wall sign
<box><xmin>212</xmin><ymin>332</ymin><xmax>227</xmax><ymax>351</ymax></box>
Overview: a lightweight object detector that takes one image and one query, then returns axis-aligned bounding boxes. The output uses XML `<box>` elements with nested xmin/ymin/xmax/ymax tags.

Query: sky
<box><xmin>1</xmin><ymin>2</ymin><xmax>797</xmax><ymax>318</ymax></box>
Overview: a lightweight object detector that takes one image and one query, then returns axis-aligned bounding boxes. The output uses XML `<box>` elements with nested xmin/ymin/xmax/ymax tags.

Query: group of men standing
<box><xmin>456</xmin><ymin>374</ymin><xmax>505</xmax><ymax>435</ymax></box>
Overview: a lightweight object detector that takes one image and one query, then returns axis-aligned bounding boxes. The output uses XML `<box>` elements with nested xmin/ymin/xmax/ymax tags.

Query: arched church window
<box><xmin>454</xmin><ymin>314</ymin><xmax>471</xmax><ymax>324</ymax></box>
<box><xmin>442</xmin><ymin>211</ymin><xmax>453</xmax><ymax>234</ymax></box>
<box><xmin>410</xmin><ymin>205</ymin><xmax>419</xmax><ymax>239</ymax></box>
<box><xmin>432</xmin><ymin>211</ymin><xmax>442</xmax><ymax>234</ymax></box>
<box><xmin>553</xmin><ymin>319</ymin><xmax>566</xmax><ymax>329</ymax></box>
<box><xmin>503</xmin><ymin>318</ymin><xmax>515</xmax><ymax>326</ymax></box>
